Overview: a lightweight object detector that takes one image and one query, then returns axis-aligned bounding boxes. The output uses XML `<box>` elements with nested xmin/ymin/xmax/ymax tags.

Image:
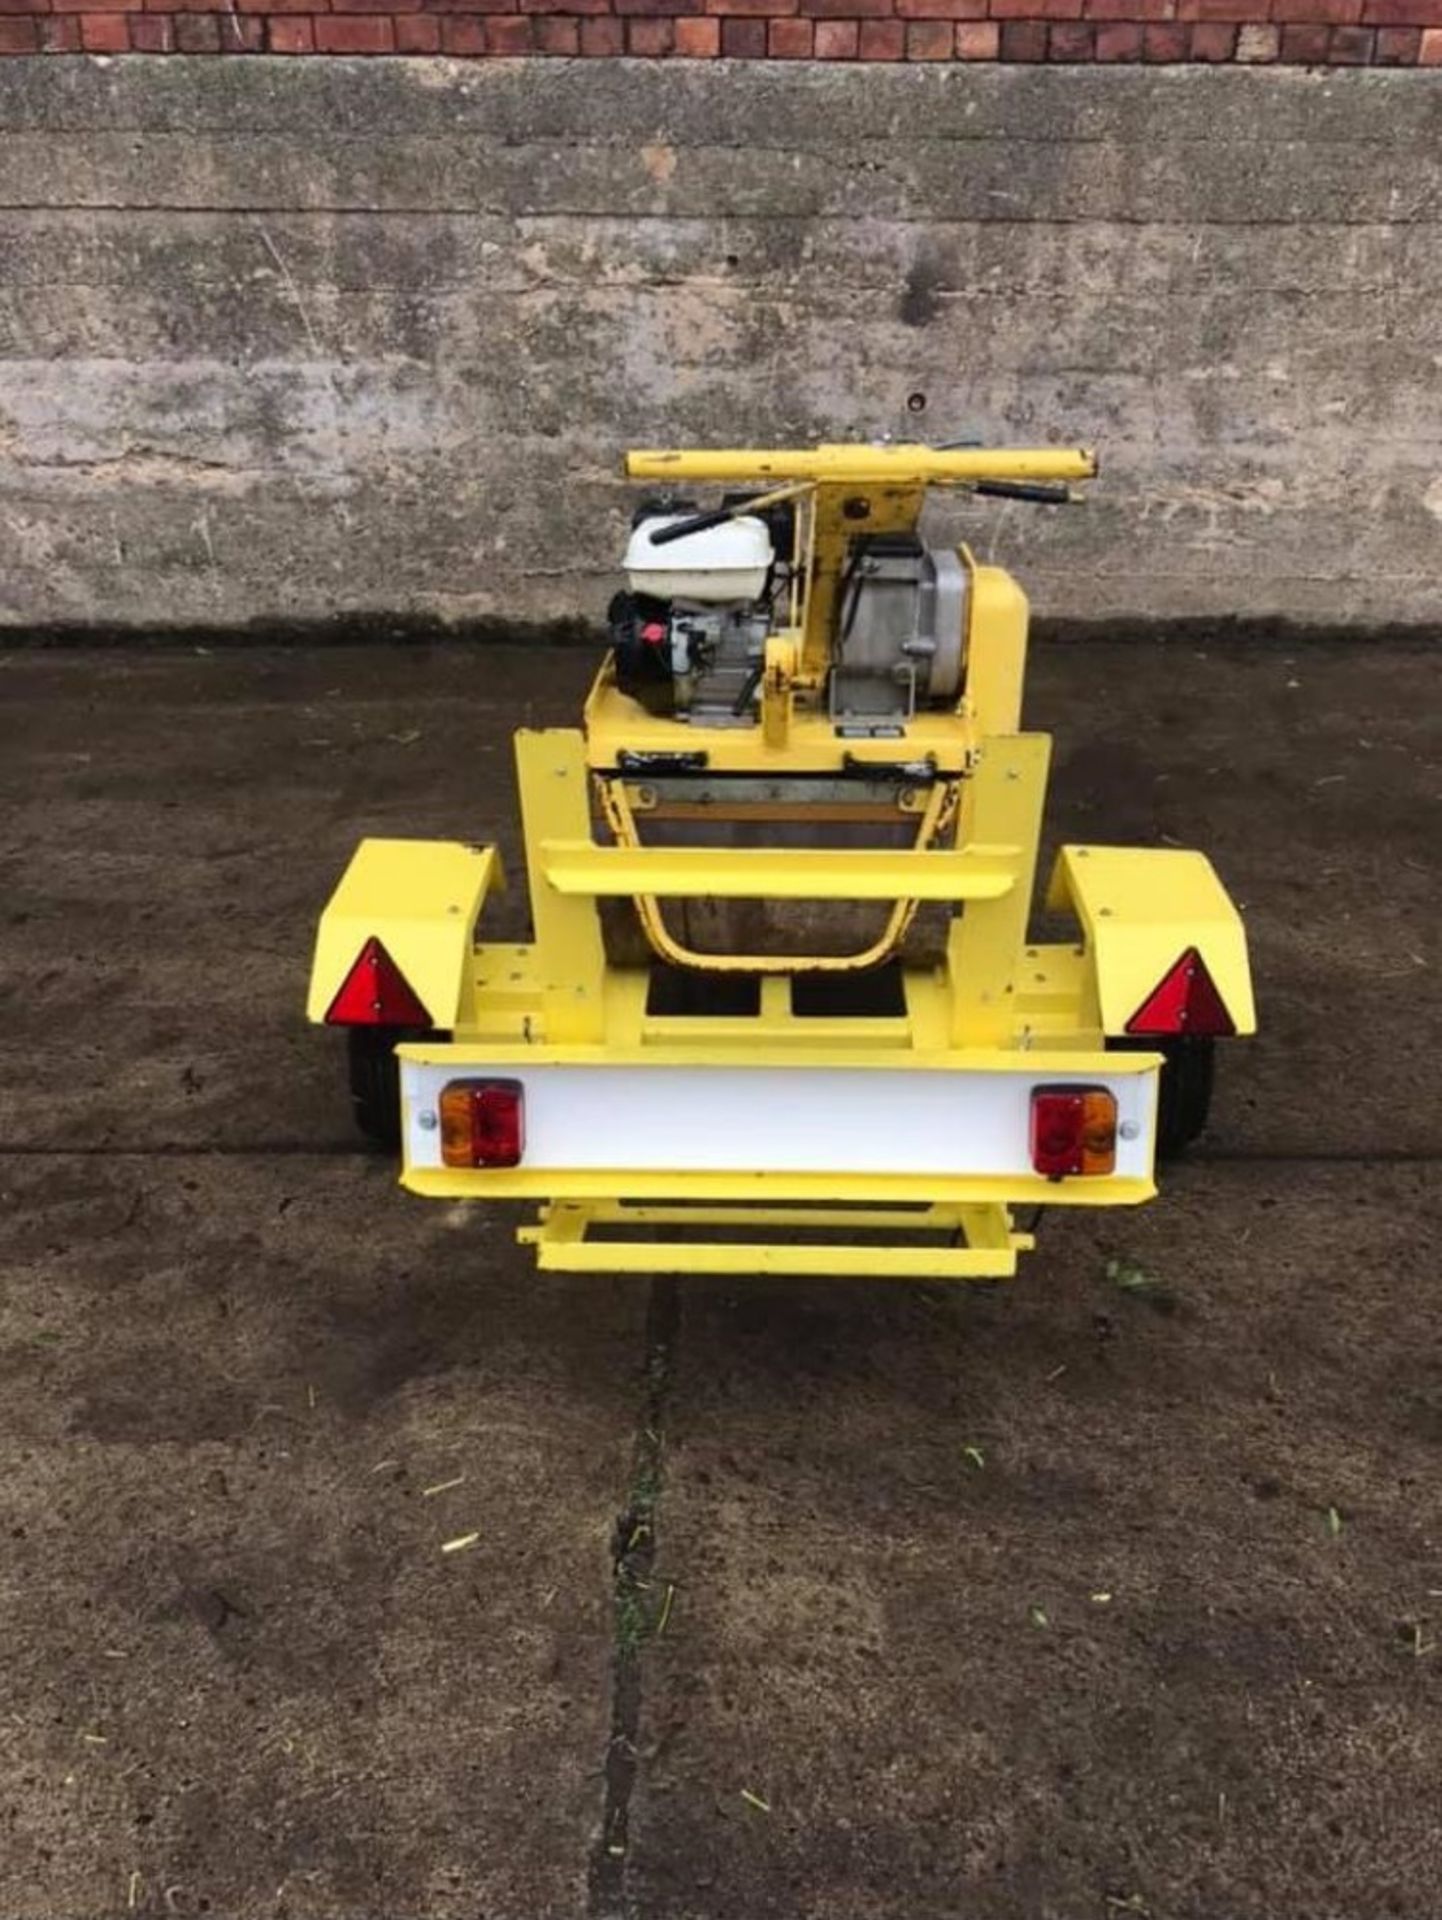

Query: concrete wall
<box><xmin>1</xmin><ymin>58</ymin><xmax>1439</xmax><ymax>635</ymax></box>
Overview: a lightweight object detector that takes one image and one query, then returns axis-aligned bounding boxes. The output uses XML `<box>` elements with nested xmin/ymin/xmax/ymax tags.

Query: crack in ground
<box><xmin>589</xmin><ymin>1274</ymin><xmax>679</xmax><ymax>1920</ymax></box>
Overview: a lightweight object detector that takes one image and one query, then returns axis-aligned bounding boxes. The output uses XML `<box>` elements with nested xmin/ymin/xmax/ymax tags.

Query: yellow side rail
<box><xmin>538</xmin><ymin>841</ymin><xmax>1020</xmax><ymax>902</ymax></box>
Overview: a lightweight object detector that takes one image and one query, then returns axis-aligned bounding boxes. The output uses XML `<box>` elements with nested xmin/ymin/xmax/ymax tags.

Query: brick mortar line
<box><xmin>0</xmin><ymin>5</ymin><xmax>1439</xmax><ymax>17</ymax></box>
<box><xmin>2</xmin><ymin>19</ymin><xmax>1442</xmax><ymax>60</ymax></box>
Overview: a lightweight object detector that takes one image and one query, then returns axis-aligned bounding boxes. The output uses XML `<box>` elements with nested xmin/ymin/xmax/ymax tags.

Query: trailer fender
<box><xmin>1046</xmin><ymin>845</ymin><xmax>1255</xmax><ymax>1037</ymax></box>
<box><xmin>306</xmin><ymin>838</ymin><xmax>502</xmax><ymax>1030</ymax></box>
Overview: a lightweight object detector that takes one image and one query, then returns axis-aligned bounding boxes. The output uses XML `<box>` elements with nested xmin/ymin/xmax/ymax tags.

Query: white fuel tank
<box><xmin>624</xmin><ymin>514</ymin><xmax>773</xmax><ymax>604</ymax></box>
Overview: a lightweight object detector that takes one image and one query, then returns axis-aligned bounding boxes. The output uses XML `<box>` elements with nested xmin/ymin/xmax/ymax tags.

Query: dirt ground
<box><xmin>0</xmin><ymin>638</ymin><xmax>1438</xmax><ymax>1920</ymax></box>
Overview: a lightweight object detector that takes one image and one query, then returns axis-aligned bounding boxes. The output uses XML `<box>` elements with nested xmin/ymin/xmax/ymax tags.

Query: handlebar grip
<box><xmin>644</xmin><ymin>506</ymin><xmax>737</xmax><ymax>548</ymax></box>
<box><xmin>972</xmin><ymin>480</ymin><xmax>1074</xmax><ymax>506</ymax></box>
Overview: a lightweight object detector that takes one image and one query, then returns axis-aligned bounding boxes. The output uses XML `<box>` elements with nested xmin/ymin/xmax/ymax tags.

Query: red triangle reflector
<box><xmin>1125</xmin><ymin>946</ymin><xmax>1235</xmax><ymax>1038</ymax></box>
<box><xmin>324</xmin><ymin>936</ymin><xmax>430</xmax><ymax>1028</ymax></box>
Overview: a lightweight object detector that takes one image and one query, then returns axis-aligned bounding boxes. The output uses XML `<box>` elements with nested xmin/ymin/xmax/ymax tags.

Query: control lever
<box><xmin>971</xmin><ymin>479</ymin><xmax>1074</xmax><ymax>506</ymax></box>
<box><xmin>644</xmin><ymin>505</ymin><xmax>736</xmax><ymax>548</ymax></box>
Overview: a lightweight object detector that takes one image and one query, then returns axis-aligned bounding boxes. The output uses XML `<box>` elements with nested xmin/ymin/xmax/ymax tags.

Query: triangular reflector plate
<box><xmin>324</xmin><ymin>936</ymin><xmax>430</xmax><ymax>1028</ymax></box>
<box><xmin>1125</xmin><ymin>946</ymin><xmax>1235</xmax><ymax>1037</ymax></box>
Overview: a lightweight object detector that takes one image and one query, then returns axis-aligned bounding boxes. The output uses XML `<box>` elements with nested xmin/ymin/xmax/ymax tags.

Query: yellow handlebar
<box><xmin>625</xmin><ymin>443</ymin><xmax>1097</xmax><ymax>486</ymax></box>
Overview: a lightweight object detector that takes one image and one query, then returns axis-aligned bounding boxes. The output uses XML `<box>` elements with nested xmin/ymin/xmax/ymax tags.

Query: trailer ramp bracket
<box><xmin>518</xmin><ymin>1201</ymin><xmax>1032</xmax><ymax>1279</ymax></box>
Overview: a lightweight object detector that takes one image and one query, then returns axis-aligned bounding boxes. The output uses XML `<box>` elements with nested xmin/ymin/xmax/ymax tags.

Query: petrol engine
<box><xmin>610</xmin><ymin>496</ymin><xmax>967</xmax><ymax>733</ymax></box>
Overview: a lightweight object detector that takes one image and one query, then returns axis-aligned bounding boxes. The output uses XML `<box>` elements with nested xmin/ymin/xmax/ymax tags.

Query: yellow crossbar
<box><xmin>625</xmin><ymin>446</ymin><xmax>1096</xmax><ymax>487</ymax></box>
<box><xmin>538</xmin><ymin>841</ymin><xmax>1019</xmax><ymax>902</ymax></box>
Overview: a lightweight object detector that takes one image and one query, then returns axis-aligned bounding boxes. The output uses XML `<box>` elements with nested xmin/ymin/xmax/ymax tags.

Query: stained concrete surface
<box><xmin>1</xmin><ymin>1156</ymin><xmax>643</xmax><ymax>1919</ymax></box>
<box><xmin>634</xmin><ymin>1160</ymin><xmax>1441</xmax><ymax>1920</ymax></box>
<box><xmin>4</xmin><ymin>61</ymin><xmax>1442</xmax><ymax>632</ymax></box>
<box><xmin>0</xmin><ymin>636</ymin><xmax>1438</xmax><ymax>1918</ymax></box>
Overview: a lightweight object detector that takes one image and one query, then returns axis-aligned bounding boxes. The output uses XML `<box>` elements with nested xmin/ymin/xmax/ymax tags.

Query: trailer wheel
<box><xmin>1111</xmin><ymin>1035</ymin><xmax>1215</xmax><ymax>1160</ymax></box>
<box><xmin>346</xmin><ymin>1027</ymin><xmax>412</xmax><ymax>1148</ymax></box>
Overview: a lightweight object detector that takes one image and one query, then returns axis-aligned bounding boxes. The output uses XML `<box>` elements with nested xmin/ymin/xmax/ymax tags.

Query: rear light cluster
<box><xmin>1030</xmin><ymin>1086</ymin><xmax>1117</xmax><ymax>1180</ymax></box>
<box><xmin>439</xmin><ymin>1078</ymin><xmax>525</xmax><ymax>1168</ymax></box>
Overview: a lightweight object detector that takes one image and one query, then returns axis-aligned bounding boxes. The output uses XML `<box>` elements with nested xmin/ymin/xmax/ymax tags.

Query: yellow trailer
<box><xmin>308</xmin><ymin>444</ymin><xmax>1254</xmax><ymax>1280</ymax></box>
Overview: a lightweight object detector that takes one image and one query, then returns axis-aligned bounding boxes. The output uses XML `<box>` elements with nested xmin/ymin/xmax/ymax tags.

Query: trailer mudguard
<box><xmin>306</xmin><ymin>838</ymin><xmax>502</xmax><ymax>1030</ymax></box>
<box><xmin>1046</xmin><ymin>844</ymin><xmax>1256</xmax><ymax>1037</ymax></box>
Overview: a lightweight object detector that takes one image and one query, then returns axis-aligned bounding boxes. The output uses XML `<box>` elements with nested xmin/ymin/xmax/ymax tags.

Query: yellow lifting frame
<box><xmin>590</xmin><ymin>763</ymin><xmax>968</xmax><ymax>976</ymax></box>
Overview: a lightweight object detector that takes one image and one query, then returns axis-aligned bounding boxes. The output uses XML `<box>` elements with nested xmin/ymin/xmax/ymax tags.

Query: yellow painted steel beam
<box><xmin>401</xmin><ymin>1039</ymin><xmax>1161</xmax><ymax>1077</ymax></box>
<box><xmin>514</xmin><ymin>729</ymin><xmax>607</xmax><ymax>1042</ymax></box>
<box><xmin>946</xmin><ymin>734</ymin><xmax>1053</xmax><ymax>1047</ymax></box>
<box><xmin>537</xmin><ymin>840</ymin><xmax>1020</xmax><ymax>902</ymax></box>
<box><xmin>527</xmin><ymin>1238</ymin><xmax>1015</xmax><ymax>1279</ymax></box>
<box><xmin>402</xmin><ymin>1165</ymin><xmax>1157</xmax><ymax>1208</ymax></box>
<box><xmin>625</xmin><ymin>445</ymin><xmax>1097</xmax><ymax>486</ymax></box>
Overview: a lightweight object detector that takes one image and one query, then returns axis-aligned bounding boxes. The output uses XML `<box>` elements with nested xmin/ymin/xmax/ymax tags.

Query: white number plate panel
<box><xmin>400</xmin><ymin>1061</ymin><xmax>1157</xmax><ymax>1180</ymax></box>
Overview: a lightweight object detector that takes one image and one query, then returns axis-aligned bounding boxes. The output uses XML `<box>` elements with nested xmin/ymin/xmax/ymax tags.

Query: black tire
<box><xmin>1110</xmin><ymin>1035</ymin><xmax>1215</xmax><ymax>1160</ymax></box>
<box><xmin>346</xmin><ymin>1027</ymin><xmax>412</xmax><ymax>1148</ymax></box>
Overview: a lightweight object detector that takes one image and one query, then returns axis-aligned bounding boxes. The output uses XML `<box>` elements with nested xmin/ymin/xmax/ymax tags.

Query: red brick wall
<box><xmin>2</xmin><ymin>0</ymin><xmax>1439</xmax><ymax>63</ymax></box>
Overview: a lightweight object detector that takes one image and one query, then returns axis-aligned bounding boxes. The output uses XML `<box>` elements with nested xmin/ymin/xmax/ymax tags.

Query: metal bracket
<box><xmin>615</xmin><ymin>749</ymin><xmax>710</xmax><ymax>776</ymax></box>
<box><xmin>841</xmin><ymin>751</ymin><xmax>939</xmax><ymax>783</ymax></box>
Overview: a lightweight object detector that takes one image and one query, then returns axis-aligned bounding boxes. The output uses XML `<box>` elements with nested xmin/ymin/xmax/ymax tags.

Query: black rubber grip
<box><xmin>644</xmin><ymin>507</ymin><xmax>737</xmax><ymax>547</ymax></box>
<box><xmin>972</xmin><ymin>480</ymin><xmax>1073</xmax><ymax>505</ymax></box>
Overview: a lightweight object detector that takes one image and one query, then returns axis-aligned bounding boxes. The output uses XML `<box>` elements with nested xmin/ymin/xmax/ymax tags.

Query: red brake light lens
<box><xmin>439</xmin><ymin>1079</ymin><xmax>525</xmax><ymax>1169</ymax></box>
<box><xmin>325</xmin><ymin>936</ymin><xmax>430</xmax><ymax>1028</ymax></box>
<box><xmin>1125</xmin><ymin>947</ymin><xmax>1235</xmax><ymax>1038</ymax></box>
<box><xmin>1030</xmin><ymin>1086</ymin><xmax>1117</xmax><ymax>1180</ymax></box>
